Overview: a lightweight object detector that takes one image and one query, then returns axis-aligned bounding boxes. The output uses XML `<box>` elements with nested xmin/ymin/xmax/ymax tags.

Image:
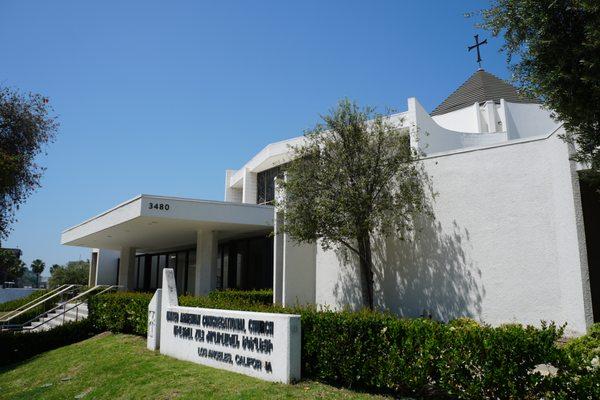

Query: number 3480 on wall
<box><xmin>148</xmin><ymin>202</ymin><xmax>170</xmax><ymax>211</ymax></box>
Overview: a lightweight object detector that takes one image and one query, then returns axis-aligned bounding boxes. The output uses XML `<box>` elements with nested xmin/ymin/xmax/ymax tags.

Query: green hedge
<box><xmin>87</xmin><ymin>291</ymin><xmax>275</xmax><ymax>336</ymax></box>
<box><xmin>0</xmin><ymin>320</ymin><xmax>96</xmax><ymax>367</ymax></box>
<box><xmin>0</xmin><ymin>290</ymin><xmax>47</xmax><ymax>311</ymax></box>
<box><xmin>87</xmin><ymin>292</ymin><xmax>599</xmax><ymax>399</ymax></box>
<box><xmin>87</xmin><ymin>292</ymin><xmax>152</xmax><ymax>335</ymax></box>
<box><xmin>207</xmin><ymin>289</ymin><xmax>273</xmax><ymax>305</ymax></box>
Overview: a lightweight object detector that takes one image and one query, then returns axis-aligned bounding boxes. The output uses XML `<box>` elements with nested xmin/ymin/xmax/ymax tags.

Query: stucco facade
<box><xmin>62</xmin><ymin>70</ymin><xmax>598</xmax><ymax>334</ymax></box>
<box><xmin>311</xmin><ymin>130</ymin><xmax>592</xmax><ymax>334</ymax></box>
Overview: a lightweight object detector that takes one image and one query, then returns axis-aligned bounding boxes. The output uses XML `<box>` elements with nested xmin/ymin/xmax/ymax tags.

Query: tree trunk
<box><xmin>357</xmin><ymin>232</ymin><xmax>374</xmax><ymax>310</ymax></box>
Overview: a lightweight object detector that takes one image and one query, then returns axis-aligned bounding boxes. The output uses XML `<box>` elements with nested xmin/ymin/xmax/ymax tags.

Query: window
<box><xmin>135</xmin><ymin>249</ymin><xmax>196</xmax><ymax>294</ymax></box>
<box><xmin>217</xmin><ymin>235</ymin><xmax>273</xmax><ymax>290</ymax></box>
<box><xmin>256</xmin><ymin>166</ymin><xmax>281</xmax><ymax>205</ymax></box>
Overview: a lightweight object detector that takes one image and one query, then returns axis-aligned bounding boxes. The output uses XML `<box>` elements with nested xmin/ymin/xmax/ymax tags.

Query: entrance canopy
<box><xmin>61</xmin><ymin>195</ymin><xmax>274</xmax><ymax>252</ymax></box>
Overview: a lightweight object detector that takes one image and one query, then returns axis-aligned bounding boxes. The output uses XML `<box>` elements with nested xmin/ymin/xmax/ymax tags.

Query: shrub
<box><xmin>87</xmin><ymin>292</ymin><xmax>152</xmax><ymax>336</ymax></box>
<box><xmin>87</xmin><ymin>292</ymin><xmax>599</xmax><ymax>399</ymax></box>
<box><xmin>88</xmin><ymin>291</ymin><xmax>278</xmax><ymax>336</ymax></box>
<box><xmin>559</xmin><ymin>323</ymin><xmax>600</xmax><ymax>399</ymax></box>
<box><xmin>0</xmin><ymin>289</ymin><xmax>47</xmax><ymax>311</ymax></box>
<box><xmin>0</xmin><ymin>320</ymin><xmax>96</xmax><ymax>367</ymax></box>
<box><xmin>207</xmin><ymin>289</ymin><xmax>273</xmax><ymax>305</ymax></box>
<box><xmin>299</xmin><ymin>309</ymin><xmax>445</xmax><ymax>395</ymax></box>
<box><xmin>435</xmin><ymin>322</ymin><xmax>566</xmax><ymax>399</ymax></box>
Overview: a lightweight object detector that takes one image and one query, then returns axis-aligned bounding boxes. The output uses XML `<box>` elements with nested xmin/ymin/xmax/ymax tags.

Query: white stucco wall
<box><xmin>225</xmin><ymin>170</ymin><xmax>242</xmax><ymax>202</ymax></box>
<box><xmin>312</xmin><ymin>131</ymin><xmax>592</xmax><ymax>334</ymax></box>
<box><xmin>504</xmin><ymin>102</ymin><xmax>558</xmax><ymax>140</ymax></box>
<box><xmin>281</xmin><ymin>234</ymin><xmax>316</xmax><ymax>307</ymax></box>
<box><xmin>242</xmin><ymin>168</ymin><xmax>258</xmax><ymax>204</ymax></box>
<box><xmin>432</xmin><ymin>103</ymin><xmax>482</xmax><ymax>133</ymax></box>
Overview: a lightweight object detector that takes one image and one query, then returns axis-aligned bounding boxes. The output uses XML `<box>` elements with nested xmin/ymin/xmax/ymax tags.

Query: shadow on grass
<box><xmin>0</xmin><ymin>320</ymin><xmax>96</xmax><ymax>371</ymax></box>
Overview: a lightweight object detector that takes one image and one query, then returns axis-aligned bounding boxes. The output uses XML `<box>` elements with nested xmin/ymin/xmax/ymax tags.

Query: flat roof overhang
<box><xmin>61</xmin><ymin>195</ymin><xmax>274</xmax><ymax>252</ymax></box>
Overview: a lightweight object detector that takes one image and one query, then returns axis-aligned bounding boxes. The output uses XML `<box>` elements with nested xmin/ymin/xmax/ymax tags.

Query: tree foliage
<box><xmin>19</xmin><ymin>268</ymin><xmax>38</xmax><ymax>288</ymax></box>
<box><xmin>476</xmin><ymin>0</ymin><xmax>600</xmax><ymax>171</ymax></box>
<box><xmin>48</xmin><ymin>260</ymin><xmax>89</xmax><ymax>288</ymax></box>
<box><xmin>0</xmin><ymin>249</ymin><xmax>25</xmax><ymax>286</ymax></box>
<box><xmin>0</xmin><ymin>87</ymin><xmax>58</xmax><ymax>239</ymax></box>
<box><xmin>278</xmin><ymin>99</ymin><xmax>432</xmax><ymax>309</ymax></box>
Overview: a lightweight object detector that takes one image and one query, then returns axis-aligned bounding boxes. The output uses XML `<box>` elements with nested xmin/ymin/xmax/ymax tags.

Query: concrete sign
<box><xmin>148</xmin><ymin>268</ymin><xmax>301</xmax><ymax>383</ymax></box>
<box><xmin>147</xmin><ymin>289</ymin><xmax>161</xmax><ymax>351</ymax></box>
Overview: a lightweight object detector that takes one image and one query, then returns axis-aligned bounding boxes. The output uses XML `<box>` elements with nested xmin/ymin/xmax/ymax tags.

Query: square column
<box><xmin>242</xmin><ymin>168</ymin><xmax>257</xmax><ymax>204</ymax></box>
<box><xmin>194</xmin><ymin>231</ymin><xmax>218</xmax><ymax>296</ymax></box>
<box><xmin>225</xmin><ymin>170</ymin><xmax>242</xmax><ymax>202</ymax></box>
<box><xmin>273</xmin><ymin>211</ymin><xmax>284</xmax><ymax>304</ymax></box>
<box><xmin>118</xmin><ymin>247</ymin><xmax>136</xmax><ymax>291</ymax></box>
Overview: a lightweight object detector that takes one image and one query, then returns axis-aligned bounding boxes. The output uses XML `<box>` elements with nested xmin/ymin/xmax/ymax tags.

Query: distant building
<box><xmin>1</xmin><ymin>248</ymin><xmax>22</xmax><ymax>259</ymax></box>
<box><xmin>61</xmin><ymin>69</ymin><xmax>599</xmax><ymax>335</ymax></box>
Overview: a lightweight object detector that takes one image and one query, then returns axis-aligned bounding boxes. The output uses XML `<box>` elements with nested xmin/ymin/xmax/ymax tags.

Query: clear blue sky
<box><xmin>1</xmin><ymin>0</ymin><xmax>508</xmax><ymax>272</ymax></box>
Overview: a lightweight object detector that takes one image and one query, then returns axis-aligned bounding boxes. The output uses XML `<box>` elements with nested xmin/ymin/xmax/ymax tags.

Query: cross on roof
<box><xmin>468</xmin><ymin>34</ymin><xmax>487</xmax><ymax>69</ymax></box>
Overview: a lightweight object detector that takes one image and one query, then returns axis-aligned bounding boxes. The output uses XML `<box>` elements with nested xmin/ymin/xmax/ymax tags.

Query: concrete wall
<box><xmin>411</xmin><ymin>98</ymin><xmax>508</xmax><ymax>155</ymax></box>
<box><xmin>432</xmin><ymin>103</ymin><xmax>483</xmax><ymax>133</ymax></box>
<box><xmin>504</xmin><ymin>102</ymin><xmax>558</xmax><ymax>140</ymax></box>
<box><xmin>281</xmin><ymin>234</ymin><xmax>316</xmax><ymax>307</ymax></box>
<box><xmin>311</xmin><ymin>132</ymin><xmax>592</xmax><ymax>334</ymax></box>
<box><xmin>242</xmin><ymin>168</ymin><xmax>257</xmax><ymax>204</ymax></box>
<box><xmin>225</xmin><ymin>170</ymin><xmax>242</xmax><ymax>202</ymax></box>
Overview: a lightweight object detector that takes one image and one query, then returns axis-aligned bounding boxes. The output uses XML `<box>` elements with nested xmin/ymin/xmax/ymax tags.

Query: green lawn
<box><xmin>0</xmin><ymin>333</ymin><xmax>391</xmax><ymax>400</ymax></box>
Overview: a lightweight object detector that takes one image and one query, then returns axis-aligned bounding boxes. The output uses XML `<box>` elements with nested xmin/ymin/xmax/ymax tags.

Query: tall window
<box><xmin>217</xmin><ymin>235</ymin><xmax>273</xmax><ymax>290</ymax></box>
<box><xmin>134</xmin><ymin>249</ymin><xmax>196</xmax><ymax>295</ymax></box>
<box><xmin>256</xmin><ymin>166</ymin><xmax>281</xmax><ymax>205</ymax></box>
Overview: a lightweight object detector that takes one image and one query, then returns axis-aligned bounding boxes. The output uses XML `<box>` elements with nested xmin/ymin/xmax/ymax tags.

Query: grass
<box><xmin>0</xmin><ymin>333</ymin><xmax>391</xmax><ymax>400</ymax></box>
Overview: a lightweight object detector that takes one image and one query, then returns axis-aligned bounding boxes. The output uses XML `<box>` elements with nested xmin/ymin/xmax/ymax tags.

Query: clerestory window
<box><xmin>256</xmin><ymin>166</ymin><xmax>282</xmax><ymax>205</ymax></box>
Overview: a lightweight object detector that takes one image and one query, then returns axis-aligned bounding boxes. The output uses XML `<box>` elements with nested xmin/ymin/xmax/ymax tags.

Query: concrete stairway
<box><xmin>28</xmin><ymin>302</ymin><xmax>88</xmax><ymax>332</ymax></box>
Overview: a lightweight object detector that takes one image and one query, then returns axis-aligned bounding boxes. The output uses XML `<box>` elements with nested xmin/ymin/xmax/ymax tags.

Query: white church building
<box><xmin>61</xmin><ymin>70</ymin><xmax>599</xmax><ymax>334</ymax></box>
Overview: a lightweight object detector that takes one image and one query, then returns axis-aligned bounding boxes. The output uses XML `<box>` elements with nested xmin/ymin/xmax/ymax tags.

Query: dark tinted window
<box><xmin>256</xmin><ymin>166</ymin><xmax>281</xmax><ymax>204</ymax></box>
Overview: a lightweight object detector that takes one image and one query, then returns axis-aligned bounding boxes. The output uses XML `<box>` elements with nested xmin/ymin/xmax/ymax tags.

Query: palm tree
<box><xmin>30</xmin><ymin>259</ymin><xmax>45</xmax><ymax>288</ymax></box>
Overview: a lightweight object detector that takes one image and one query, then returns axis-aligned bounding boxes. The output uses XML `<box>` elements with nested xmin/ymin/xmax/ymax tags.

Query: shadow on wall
<box><xmin>329</xmin><ymin>248</ymin><xmax>364</xmax><ymax>312</ymax></box>
<box><xmin>331</xmin><ymin>216</ymin><xmax>485</xmax><ymax>321</ymax></box>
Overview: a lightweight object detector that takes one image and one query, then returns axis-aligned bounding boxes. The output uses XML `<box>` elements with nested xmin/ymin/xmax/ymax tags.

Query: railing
<box><xmin>0</xmin><ymin>284</ymin><xmax>81</xmax><ymax>326</ymax></box>
<box><xmin>0</xmin><ymin>284</ymin><xmax>71</xmax><ymax>321</ymax></box>
<box><xmin>26</xmin><ymin>285</ymin><xmax>120</xmax><ymax>331</ymax></box>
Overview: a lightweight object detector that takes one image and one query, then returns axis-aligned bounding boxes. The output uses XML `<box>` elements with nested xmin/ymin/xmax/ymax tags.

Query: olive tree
<box><xmin>475</xmin><ymin>0</ymin><xmax>600</xmax><ymax>172</ymax></box>
<box><xmin>278</xmin><ymin>99</ymin><xmax>432</xmax><ymax>309</ymax></box>
<box><xmin>0</xmin><ymin>87</ymin><xmax>58</xmax><ymax>239</ymax></box>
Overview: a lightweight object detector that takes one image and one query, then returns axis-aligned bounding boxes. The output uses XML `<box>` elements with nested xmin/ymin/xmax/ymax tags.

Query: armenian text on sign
<box><xmin>147</xmin><ymin>269</ymin><xmax>301</xmax><ymax>383</ymax></box>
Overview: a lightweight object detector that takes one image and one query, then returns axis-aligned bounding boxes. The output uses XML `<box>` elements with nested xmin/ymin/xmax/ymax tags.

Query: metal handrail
<box><xmin>0</xmin><ymin>284</ymin><xmax>70</xmax><ymax>321</ymax></box>
<box><xmin>25</xmin><ymin>285</ymin><xmax>121</xmax><ymax>331</ymax></box>
<box><xmin>19</xmin><ymin>285</ymin><xmax>107</xmax><ymax>329</ymax></box>
<box><xmin>0</xmin><ymin>284</ymin><xmax>81</xmax><ymax>325</ymax></box>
